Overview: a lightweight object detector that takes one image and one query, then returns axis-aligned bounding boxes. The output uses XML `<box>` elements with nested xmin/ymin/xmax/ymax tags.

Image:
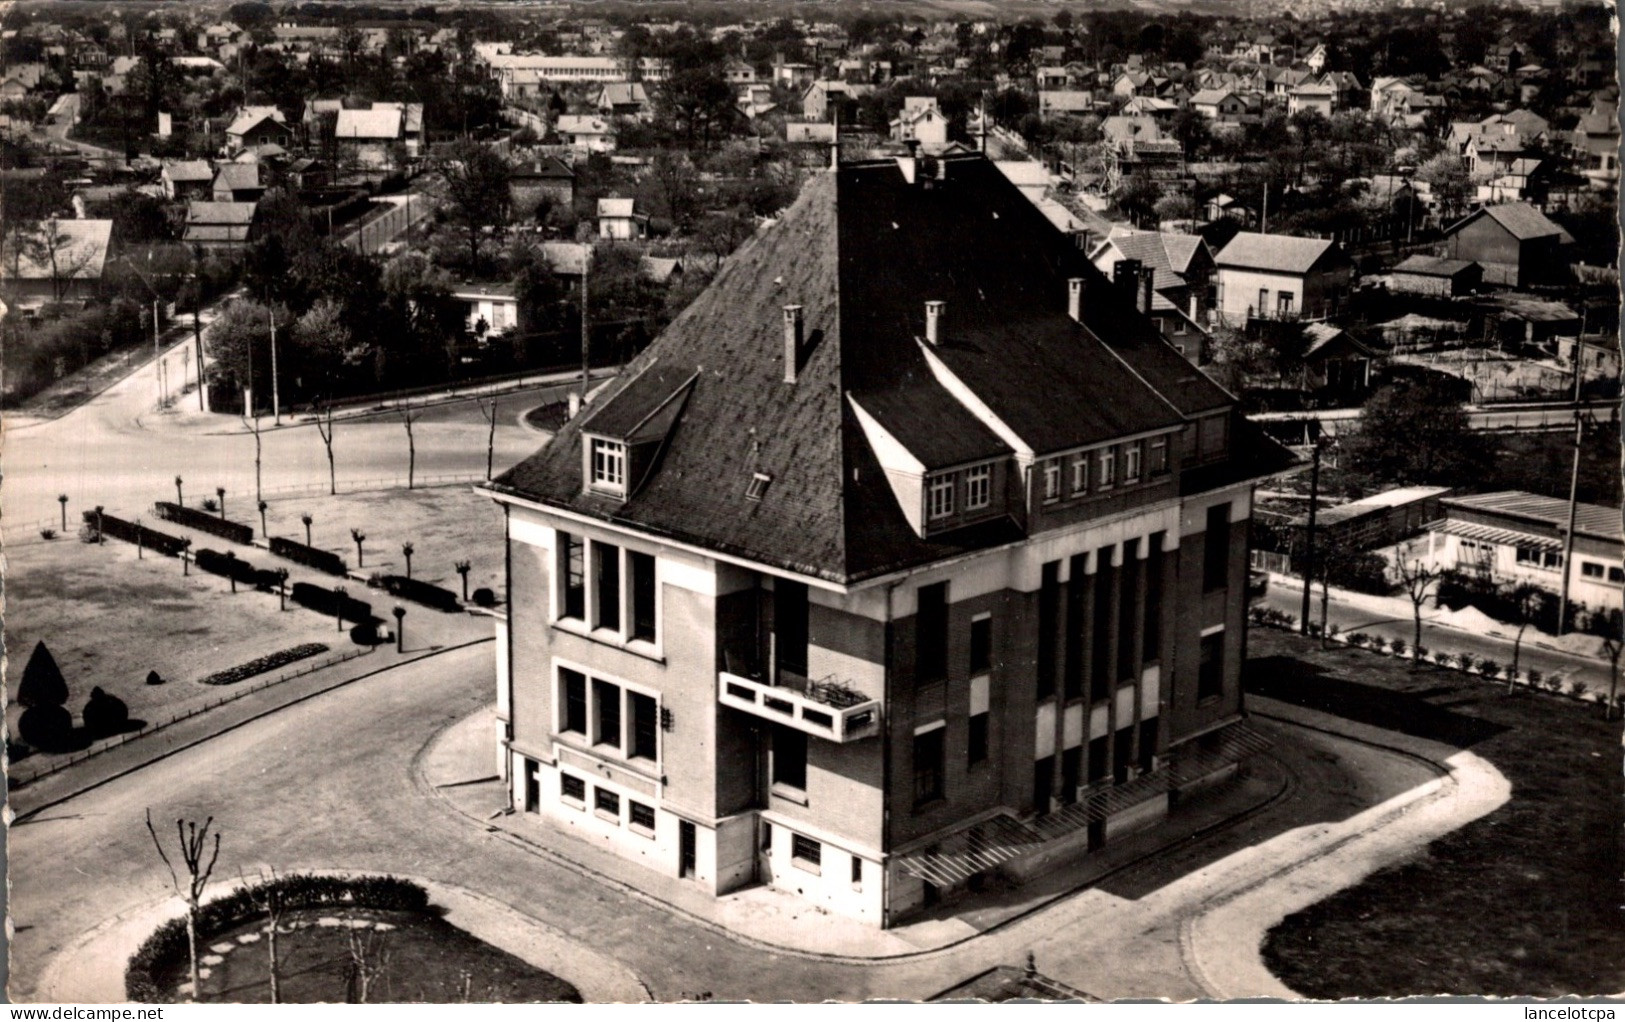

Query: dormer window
<box><xmin>590</xmin><ymin>437</ymin><xmax>626</xmax><ymax>494</ymax></box>
<box><xmin>965</xmin><ymin>465</ymin><xmax>991</xmax><ymax>510</ymax></box>
<box><xmin>927</xmin><ymin>475</ymin><xmax>955</xmax><ymax>519</ymax></box>
<box><xmin>1098</xmin><ymin>449</ymin><xmax>1116</xmax><ymax>488</ymax></box>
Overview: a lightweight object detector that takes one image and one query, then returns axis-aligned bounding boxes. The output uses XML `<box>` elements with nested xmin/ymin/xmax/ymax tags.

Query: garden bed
<box><xmin>1248</xmin><ymin>628</ymin><xmax>1625</xmax><ymax>997</ymax></box>
<box><xmin>199</xmin><ymin>643</ymin><xmax>330</xmax><ymax>686</ymax></box>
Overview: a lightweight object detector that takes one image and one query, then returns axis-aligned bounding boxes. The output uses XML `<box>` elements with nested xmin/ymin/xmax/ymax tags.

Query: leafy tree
<box><xmin>1342</xmin><ymin>378</ymin><xmax>1496</xmax><ymax>487</ymax></box>
<box><xmin>292</xmin><ymin>298</ymin><xmax>357</xmax><ymax>384</ymax></box>
<box><xmin>1415</xmin><ymin>153</ymin><xmax>1471</xmax><ymax>224</ymax></box>
<box><xmin>438</xmin><ymin>141</ymin><xmax>513</xmax><ymax>274</ymax></box>
<box><xmin>82</xmin><ymin>686</ymin><xmax>130</xmax><ymax>739</ymax></box>
<box><xmin>207</xmin><ymin>298</ymin><xmax>292</xmax><ymax>403</ymax></box>
<box><xmin>18</xmin><ymin>640</ymin><xmax>69</xmax><ymax>708</ymax></box>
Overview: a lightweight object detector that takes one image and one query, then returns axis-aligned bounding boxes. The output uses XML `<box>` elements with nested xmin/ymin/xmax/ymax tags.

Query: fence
<box><xmin>256</xmin><ymin>472</ymin><xmax>487</xmax><ymax>499</ymax></box>
<box><xmin>7</xmin><ymin>646</ymin><xmax>373</xmax><ymax>789</ymax></box>
<box><xmin>337</xmin><ymin>193</ymin><xmax>439</xmax><ymax>255</ymax></box>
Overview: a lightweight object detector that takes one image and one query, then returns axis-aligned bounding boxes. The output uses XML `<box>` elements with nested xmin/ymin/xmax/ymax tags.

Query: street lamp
<box><xmin>216</xmin><ymin>486</ymin><xmax>226</xmax><ymax>518</ymax></box>
<box><xmin>58</xmin><ymin>494</ymin><xmax>68</xmax><ymax>532</ymax></box>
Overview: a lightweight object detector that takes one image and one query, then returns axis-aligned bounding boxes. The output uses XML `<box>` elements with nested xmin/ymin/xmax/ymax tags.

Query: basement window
<box><xmin>747</xmin><ymin>472</ymin><xmax>772</xmax><ymax>501</ymax></box>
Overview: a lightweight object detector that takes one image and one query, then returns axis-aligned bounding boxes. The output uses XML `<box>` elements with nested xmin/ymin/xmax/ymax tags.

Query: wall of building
<box><xmin>1446</xmin><ymin>218</ymin><xmax>1523</xmax><ymax>286</ymax></box>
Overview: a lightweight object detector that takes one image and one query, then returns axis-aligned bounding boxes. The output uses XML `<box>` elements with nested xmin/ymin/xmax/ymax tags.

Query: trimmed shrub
<box><xmin>151</xmin><ymin>501</ymin><xmax>254</xmax><ymax>545</ymax></box>
<box><xmin>81</xmin><ymin>510</ymin><xmax>190</xmax><ymax>557</ymax></box>
<box><xmin>1479</xmin><ymin>659</ymin><xmax>1502</xmax><ymax>679</ymax></box>
<box><xmin>19</xmin><ymin>640</ymin><xmax>69</xmax><ymax>708</ymax></box>
<box><xmin>289</xmin><ymin>582</ymin><xmax>377</xmax><ymax>625</ymax></box>
<box><xmin>18</xmin><ymin>704</ymin><xmax>74</xmax><ymax>752</ymax></box>
<box><xmin>268</xmin><ymin>536</ymin><xmax>347</xmax><ymax>576</ymax></box>
<box><xmin>199</xmin><ymin>643</ymin><xmax>330</xmax><ymax>686</ymax></box>
<box><xmin>375</xmin><ymin>574</ymin><xmax>462</xmax><ymax>613</ymax></box>
<box><xmin>1389</xmin><ymin>638</ymin><xmax>1407</xmax><ymax>657</ymax></box>
<box><xmin>194</xmin><ymin>548</ymin><xmax>260</xmax><ymax>585</ymax></box>
<box><xmin>146</xmin><ymin>670</ymin><xmax>166</xmax><ymax>686</ymax></box>
<box><xmin>1570</xmin><ymin>680</ymin><xmax>1589</xmax><ymax>699</ymax></box>
<box><xmin>40</xmin><ymin>527</ymin><xmax>56</xmax><ymax>540</ymax></box>
<box><xmin>1526</xmin><ymin>668</ymin><xmax>1543</xmax><ymax>687</ymax></box>
<box><xmin>472</xmin><ymin>587</ymin><xmax>497</xmax><ymax>608</ymax></box>
<box><xmin>350</xmin><ymin>621</ymin><xmax>381</xmax><ymax>646</ymax></box>
<box><xmin>82</xmin><ymin>686</ymin><xmax>131</xmax><ymax>739</ymax></box>
<box><xmin>126</xmin><ymin>874</ymin><xmax>429</xmax><ymax>1002</ymax></box>
<box><xmin>252</xmin><ymin>568</ymin><xmax>286</xmax><ymax>592</ymax></box>
<box><xmin>200</xmin><ymin>497</ymin><xmax>218</xmax><ymax>512</ymax></box>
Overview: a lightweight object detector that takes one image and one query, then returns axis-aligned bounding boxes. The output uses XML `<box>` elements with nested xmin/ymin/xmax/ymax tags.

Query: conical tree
<box><xmin>18</xmin><ymin>640</ymin><xmax>69</xmax><ymax>708</ymax></box>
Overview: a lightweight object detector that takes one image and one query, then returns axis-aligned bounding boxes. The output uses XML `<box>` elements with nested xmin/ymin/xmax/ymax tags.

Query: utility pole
<box><xmin>153</xmin><ymin>297</ymin><xmax>164</xmax><ymax>408</ymax></box>
<box><xmin>1556</xmin><ymin>332</ymin><xmax>1587</xmax><ymax>637</ymax></box>
<box><xmin>1261</xmin><ymin>182</ymin><xmax>1269</xmax><ymax>234</ymax></box>
<box><xmin>192</xmin><ymin>274</ymin><xmax>206</xmax><ymax>411</ymax></box>
<box><xmin>268</xmin><ymin>303</ymin><xmax>281</xmax><ymax>425</ymax></box>
<box><xmin>1300</xmin><ymin>440</ymin><xmax>1321</xmax><ymax>633</ymax></box>
<box><xmin>579</xmin><ymin>247</ymin><xmax>591</xmax><ymax>399</ymax></box>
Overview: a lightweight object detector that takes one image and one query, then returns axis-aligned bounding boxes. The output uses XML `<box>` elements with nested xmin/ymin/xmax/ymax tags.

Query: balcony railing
<box><xmin>717</xmin><ymin>669</ymin><xmax>881</xmax><ymax>743</ymax></box>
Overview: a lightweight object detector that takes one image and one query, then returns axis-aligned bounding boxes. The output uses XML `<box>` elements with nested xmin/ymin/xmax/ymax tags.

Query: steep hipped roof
<box><xmin>493</xmin><ymin>156</ymin><xmax>1239</xmax><ymax>584</ymax></box>
<box><xmin>1214</xmin><ymin>232</ymin><xmax>1344</xmax><ymax>275</ymax></box>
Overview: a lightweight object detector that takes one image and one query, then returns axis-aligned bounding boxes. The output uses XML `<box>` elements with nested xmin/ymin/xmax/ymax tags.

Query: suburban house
<box><xmin>1286</xmin><ymin>82</ymin><xmax>1336</xmax><ymax>118</ymax></box>
<box><xmin>595</xmin><ymin>82</ymin><xmax>651</xmax><ymax>121</ymax></box>
<box><xmin>509</xmin><ymin>156</ymin><xmax>576</xmax><ymax>219</ymax></box>
<box><xmin>1038</xmin><ymin>90</ymin><xmax>1095</xmax><ymax>120</ymax></box>
<box><xmin>210</xmin><ymin>163</ymin><xmax>266</xmax><ymax>203</ymax></box>
<box><xmin>334</xmin><ymin>103</ymin><xmax>423</xmax><ymax>167</ymax></box>
<box><xmin>1293</xmin><ymin>323</ymin><xmax>1377</xmax><ymax>401</ymax></box>
<box><xmin>801</xmin><ymin>80</ymin><xmax>871</xmax><ymax>124</ymax></box>
<box><xmin>890</xmin><ymin>97</ymin><xmax>948</xmax><ymax>146</ymax></box>
<box><xmin>1088</xmin><ymin>229</ymin><xmax>1216</xmax><ymax>362</ymax></box>
<box><xmin>555</xmin><ymin>114</ymin><xmax>615</xmax><ymax>152</ymax></box>
<box><xmin>183</xmin><ymin>201</ymin><xmax>257</xmax><ymax>250</ymax></box>
<box><xmin>1388</xmin><ymin>255</ymin><xmax>1483</xmax><ymax>297</ymax></box>
<box><xmin>1442</xmin><ymin>202</ymin><xmax>1573</xmax><ymax>288</ymax></box>
<box><xmin>1570</xmin><ymin>100</ymin><xmax>1619</xmax><ymax>188</ymax></box>
<box><xmin>1421</xmin><ymin>491</ymin><xmax>1624</xmax><ymax>622</ymax></box>
<box><xmin>160</xmin><ymin>159</ymin><xmax>215</xmax><ymax>200</ymax></box>
<box><xmin>225</xmin><ymin>107</ymin><xmax>292</xmax><ymax>153</ymax></box>
<box><xmin>1212</xmin><ymin>233</ymin><xmax>1356</xmax><ymax>323</ymax></box>
<box><xmin>477</xmin><ymin>152</ymin><xmax>1294</xmax><ymax>929</ymax></box>
<box><xmin>453</xmin><ymin>282</ymin><xmax>520</xmax><ymax>339</ymax></box>
<box><xmin>2</xmin><ymin>218</ymin><xmax>113</xmax><ymax>306</ymax></box>
<box><xmin>597</xmin><ymin>197</ymin><xmax>647</xmax><ymax>240</ymax></box>
<box><xmin>1190</xmin><ymin>89</ymin><xmax>1249</xmax><ymax>124</ymax></box>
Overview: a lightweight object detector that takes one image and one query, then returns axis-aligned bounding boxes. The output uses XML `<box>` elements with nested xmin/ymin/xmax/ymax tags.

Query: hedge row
<box><xmin>269</xmin><ymin>536</ymin><xmax>348</xmax><ymax>576</ymax></box>
<box><xmin>127</xmin><ymin>873</ymin><xmax>429</xmax><ymax>1002</ymax></box>
<box><xmin>374</xmin><ymin>574</ymin><xmax>463</xmax><ymax>613</ymax></box>
<box><xmin>81</xmin><ymin>510</ymin><xmax>190</xmax><ymax>557</ymax></box>
<box><xmin>290</xmin><ymin>581</ymin><xmax>378</xmax><ymax>625</ymax></box>
<box><xmin>199</xmin><ymin>642</ymin><xmax>330</xmax><ymax>686</ymax></box>
<box><xmin>193</xmin><ymin>547</ymin><xmax>260</xmax><ymax>586</ymax></box>
<box><xmin>152</xmin><ymin>501</ymin><xmax>255</xmax><ymax>545</ymax></box>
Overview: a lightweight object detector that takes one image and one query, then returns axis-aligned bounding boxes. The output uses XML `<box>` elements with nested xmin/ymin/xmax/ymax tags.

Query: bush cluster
<box><xmin>199</xmin><ymin>643</ymin><xmax>330</xmax><ymax>686</ymax></box>
<box><xmin>289</xmin><ymin>581</ymin><xmax>377</xmax><ymax>625</ymax></box>
<box><xmin>3</xmin><ymin>299</ymin><xmax>147</xmax><ymax>409</ymax></box>
<box><xmin>1247</xmin><ymin>606</ymin><xmax>1297</xmax><ymax>630</ymax></box>
<box><xmin>126</xmin><ymin>874</ymin><xmax>429</xmax><ymax>1002</ymax></box>
<box><xmin>152</xmin><ymin>502</ymin><xmax>255</xmax><ymax>545</ymax></box>
<box><xmin>80</xmin><ymin>510</ymin><xmax>190</xmax><ymax>557</ymax></box>
<box><xmin>372</xmin><ymin>574</ymin><xmax>462</xmax><ymax>613</ymax></box>
<box><xmin>268</xmin><ymin>536</ymin><xmax>347</xmax><ymax>576</ymax></box>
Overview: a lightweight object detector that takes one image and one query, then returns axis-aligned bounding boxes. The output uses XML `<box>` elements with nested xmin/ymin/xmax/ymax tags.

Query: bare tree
<box><xmin>455</xmin><ymin>560</ymin><xmax>472</xmax><ymax>601</ymax></box>
<box><xmin>401</xmin><ymin>541</ymin><xmax>414</xmax><ymax>579</ymax></box>
<box><xmin>478</xmin><ymin>398</ymin><xmax>499</xmax><ymax>480</ymax></box>
<box><xmin>344</xmin><ymin>922</ymin><xmax>391</xmax><ymax>1003</ymax></box>
<box><xmin>351</xmin><ymin>528</ymin><xmax>366</xmax><ymax>568</ymax></box>
<box><xmin>243</xmin><ymin>868</ymin><xmax>285</xmax><ymax>1004</ymax></box>
<box><xmin>145</xmin><ymin>810</ymin><xmax>221</xmax><ymax>1001</ymax></box>
<box><xmin>1393</xmin><ymin>546</ymin><xmax>1443</xmax><ymax>669</ymax></box>
<box><xmin>314</xmin><ymin>404</ymin><xmax>337</xmax><ymax>496</ymax></box>
<box><xmin>399</xmin><ymin>407</ymin><xmax>420</xmax><ymax>489</ymax></box>
<box><xmin>301</xmin><ymin>513</ymin><xmax>314</xmax><ymax>546</ymax></box>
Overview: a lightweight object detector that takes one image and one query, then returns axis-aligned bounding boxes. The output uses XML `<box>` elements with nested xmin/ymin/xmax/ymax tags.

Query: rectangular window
<box><xmin>560</xmin><ymin>772</ymin><xmax>586</xmax><ymax>804</ymax></box>
<box><xmin>590</xmin><ymin>437</ymin><xmax>626</xmax><ymax>491</ymax></box>
<box><xmin>968</xmin><ymin>712</ymin><xmax>989</xmax><ymax>765</ymax></box>
<box><xmin>915</xmin><ymin>582</ymin><xmax>949</xmax><ymax>684</ymax></box>
<box><xmin>1071</xmin><ymin>453</ymin><xmax>1089</xmax><ymax>494</ymax></box>
<box><xmin>913</xmin><ymin>726</ymin><xmax>945</xmax><ymax>806</ymax></box>
<box><xmin>1543</xmin><ymin>550</ymin><xmax>1564</xmax><ymax>570</ymax></box>
<box><xmin>1198</xmin><ymin>630</ymin><xmax>1224</xmax><ymax>701</ymax></box>
<box><xmin>593</xmin><ymin>678</ymin><xmax>621</xmax><ymax>749</ymax></box>
<box><xmin>1061</xmin><ymin>745</ymin><xmax>1082</xmax><ymax>804</ymax></box>
<box><xmin>1277</xmin><ymin>291</ymin><xmax>1294</xmax><ymax>316</ymax></box>
<box><xmin>594</xmin><ymin>786</ymin><xmax>620</xmax><ymax>818</ymax></box>
<box><xmin>1125</xmin><ymin>444</ymin><xmax>1142</xmax><ymax>483</ymax></box>
<box><xmin>969</xmin><ymin>615</ymin><xmax>992</xmax><ymax>676</ymax></box>
<box><xmin>1038</xmin><ymin>561</ymin><xmax>1060</xmax><ymax>699</ymax></box>
<box><xmin>561</xmin><ymin>668</ymin><xmax>587</xmax><ymax>735</ymax></box>
<box><xmin>1043</xmin><ymin>460</ymin><xmax>1061</xmax><ymax>502</ymax></box>
<box><xmin>594</xmin><ymin>542</ymin><xmax>621</xmax><ymax>631</ymax></box>
<box><xmin>927</xmin><ymin>473</ymin><xmax>955</xmax><ymax>519</ymax></box>
<box><xmin>1113</xmin><ymin>724</ymin><xmax>1135</xmax><ymax>783</ymax></box>
<box><xmin>762</xmin><ymin>821</ymin><xmax>772</xmax><ymax>850</ymax></box>
<box><xmin>1139</xmin><ymin>718</ymin><xmax>1158</xmax><ymax>773</ymax></box>
<box><xmin>791</xmin><ymin>834</ymin><xmax>821</xmax><ymax>872</ymax></box>
<box><xmin>1033</xmin><ymin>755</ymin><xmax>1054</xmax><ymax>815</ymax></box>
<box><xmin>629</xmin><ymin>690</ymin><xmax>658</xmax><ymax>762</ymax></box>
<box><xmin>775</xmin><ymin>580</ymin><xmax>809</xmax><ymax>680</ymax></box>
<box><xmin>965</xmin><ymin>464</ymin><xmax>991</xmax><ymax>510</ymax></box>
<box><xmin>1610</xmin><ymin>567</ymin><xmax>1625</xmax><ymax>584</ymax></box>
<box><xmin>1099</xmin><ymin>448</ymin><xmax>1116</xmax><ymax>487</ymax></box>
<box><xmin>1144</xmin><ymin>535</ymin><xmax>1164</xmax><ymax>661</ymax></box>
<box><xmin>629</xmin><ymin>800</ymin><xmax>656</xmax><ymax>833</ymax></box>
<box><xmin>851</xmin><ymin>855</ymin><xmax>863</xmax><ymax>886</ymax></box>
<box><xmin>1258</xmin><ymin>288</ymin><xmax>1269</xmax><ymax>314</ymax></box>
<box><xmin>1149</xmin><ymin>436</ymin><xmax>1168</xmax><ymax>474</ymax></box>
<box><xmin>561</xmin><ymin>532</ymin><xmax>586</xmax><ymax>620</ymax></box>
<box><xmin>525</xmin><ymin>759</ymin><xmax>541</xmax><ymax>812</ymax></box>
<box><xmin>1203</xmin><ymin>504</ymin><xmax>1230</xmax><ymax>593</ymax></box>
<box><xmin>629</xmin><ymin>550</ymin><xmax>656</xmax><ymax>642</ymax></box>
<box><xmin>1173</xmin><ymin>318</ymin><xmax>1187</xmax><ymax>334</ymax></box>
<box><xmin>772</xmin><ymin>725</ymin><xmax>807</xmax><ymax>792</ymax></box>
<box><xmin>1583</xmin><ymin>561</ymin><xmax>1605</xmax><ymax>578</ymax></box>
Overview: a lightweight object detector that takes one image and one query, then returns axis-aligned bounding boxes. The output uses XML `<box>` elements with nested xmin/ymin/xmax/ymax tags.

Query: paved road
<box><xmin>1261</xmin><ymin>576</ymin><xmax>1614</xmax><ymax>695</ymax></box>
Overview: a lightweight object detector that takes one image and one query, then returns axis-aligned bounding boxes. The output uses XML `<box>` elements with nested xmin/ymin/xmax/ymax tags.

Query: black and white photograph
<box><xmin>0</xmin><ymin>0</ymin><xmax>1620</xmax><ymax>1005</ymax></box>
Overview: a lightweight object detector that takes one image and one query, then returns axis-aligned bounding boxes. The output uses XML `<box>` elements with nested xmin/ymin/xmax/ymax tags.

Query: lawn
<box><xmin>164</xmin><ymin>908</ymin><xmax>581</xmax><ymax>1003</ymax></box>
<box><xmin>1248</xmin><ymin>627</ymin><xmax>1625</xmax><ymax>997</ymax></box>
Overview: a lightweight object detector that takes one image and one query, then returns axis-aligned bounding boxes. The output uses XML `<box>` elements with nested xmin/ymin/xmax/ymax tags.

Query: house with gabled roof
<box><xmin>1089</xmin><ymin>228</ymin><xmax>1217</xmax><ymax>363</ymax></box>
<box><xmin>2</xmin><ymin>218</ymin><xmax>113</xmax><ymax>305</ymax></box>
<box><xmin>211</xmin><ymin>162</ymin><xmax>266</xmax><ymax>202</ymax></box>
<box><xmin>1442</xmin><ymin>202</ymin><xmax>1573</xmax><ymax>288</ymax></box>
<box><xmin>597</xmin><ymin>197</ymin><xmax>647</xmax><ymax>240</ymax></box>
<box><xmin>225</xmin><ymin>107</ymin><xmax>292</xmax><ymax>153</ymax></box>
<box><xmin>161</xmin><ymin>159</ymin><xmax>215</xmax><ymax>200</ymax></box>
<box><xmin>183</xmin><ymin>200</ymin><xmax>257</xmax><ymax>250</ymax></box>
<box><xmin>1212</xmin><ymin>232</ymin><xmax>1356</xmax><ymax>323</ymax></box>
<box><xmin>478</xmin><ymin>152</ymin><xmax>1294</xmax><ymax>928</ymax></box>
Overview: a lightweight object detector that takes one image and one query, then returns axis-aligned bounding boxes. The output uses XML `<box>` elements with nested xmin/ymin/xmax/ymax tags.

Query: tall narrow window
<box><xmin>1071</xmin><ymin>453</ymin><xmax>1089</xmax><ymax>494</ymax></box>
<box><xmin>1124</xmin><ymin>443</ymin><xmax>1142</xmax><ymax>483</ymax></box>
<box><xmin>969</xmin><ymin>615</ymin><xmax>992</xmax><ymax>676</ymax></box>
<box><xmin>561</xmin><ymin>531</ymin><xmax>586</xmax><ymax>620</ymax></box>
<box><xmin>968</xmin><ymin>712</ymin><xmax>989</xmax><ymax>765</ymax></box>
<box><xmin>927</xmin><ymin>473</ymin><xmax>955</xmax><ymax>519</ymax></box>
<box><xmin>1149</xmin><ymin>436</ymin><xmax>1169</xmax><ymax>475</ymax></box>
<box><xmin>595</xmin><ymin>542</ymin><xmax>621</xmax><ymax>631</ymax></box>
<box><xmin>590</xmin><ymin>437</ymin><xmax>626</xmax><ymax>492</ymax></box>
<box><xmin>913</xmin><ymin>726</ymin><xmax>945</xmax><ymax>806</ymax></box>
<box><xmin>1203</xmin><ymin>503</ymin><xmax>1230</xmax><ymax>593</ymax></box>
<box><xmin>1061</xmin><ymin>745</ymin><xmax>1082</xmax><ymax>804</ymax></box>
<box><xmin>1143</xmin><ymin>535</ymin><xmax>1165</xmax><ymax>661</ymax></box>
<box><xmin>1198</xmin><ymin>630</ymin><xmax>1225</xmax><ymax>701</ymax></box>
<box><xmin>965</xmin><ymin>464</ymin><xmax>991</xmax><ymax>510</ymax></box>
<box><xmin>915</xmin><ymin>581</ymin><xmax>948</xmax><ymax>684</ymax></box>
<box><xmin>593</xmin><ymin>678</ymin><xmax>621</xmax><ymax>749</ymax></box>
<box><xmin>772</xmin><ymin>725</ymin><xmax>807</xmax><ymax>792</ymax></box>
<box><xmin>1099</xmin><ymin>448</ymin><xmax>1116</xmax><ymax>487</ymax></box>
<box><xmin>1037</xmin><ymin>561</ymin><xmax>1059</xmax><ymax>700</ymax></box>
<box><xmin>775</xmin><ymin>580</ymin><xmax>809</xmax><ymax>680</ymax></box>
<box><xmin>629</xmin><ymin>550</ymin><xmax>656</xmax><ymax>642</ymax></box>
<box><xmin>561</xmin><ymin>668</ymin><xmax>587</xmax><ymax>735</ymax></box>
<box><xmin>1042</xmin><ymin>460</ymin><xmax>1061</xmax><ymax>501</ymax></box>
<box><xmin>629</xmin><ymin>690</ymin><xmax>657</xmax><ymax>762</ymax></box>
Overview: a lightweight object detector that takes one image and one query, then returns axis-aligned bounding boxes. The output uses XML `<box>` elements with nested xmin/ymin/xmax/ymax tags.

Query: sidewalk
<box><xmin>8</xmin><ymin>636</ymin><xmax>494</xmax><ymax>822</ymax></box>
<box><xmin>418</xmin><ymin>705</ymin><xmax>1293</xmax><ymax>961</ymax></box>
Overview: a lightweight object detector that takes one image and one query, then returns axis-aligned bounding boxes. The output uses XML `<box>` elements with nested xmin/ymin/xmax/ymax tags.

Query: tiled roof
<box><xmin>1214</xmin><ymin>232</ymin><xmax>1342</xmax><ymax>274</ymax></box>
<box><xmin>493</xmin><ymin>157</ymin><xmax>1239</xmax><ymax>584</ymax></box>
<box><xmin>163</xmin><ymin>159</ymin><xmax>213</xmax><ymax>182</ymax></box>
<box><xmin>186</xmin><ymin>201</ymin><xmax>257</xmax><ymax>225</ymax></box>
<box><xmin>1444</xmin><ymin>491</ymin><xmax>1621</xmax><ymax>544</ymax></box>
<box><xmin>9</xmin><ymin>219</ymin><xmax>112</xmax><ymax>280</ymax></box>
<box><xmin>335</xmin><ymin>107</ymin><xmax>401</xmax><ymax>140</ymax></box>
<box><xmin>212</xmin><ymin>163</ymin><xmax>260</xmax><ymax>191</ymax></box>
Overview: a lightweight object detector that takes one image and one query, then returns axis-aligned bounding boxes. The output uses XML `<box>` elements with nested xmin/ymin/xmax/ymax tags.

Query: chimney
<box><xmin>1189</xmin><ymin>292</ymin><xmax>1202</xmax><ymax>326</ymax></box>
<box><xmin>1067</xmin><ymin>278</ymin><xmax>1084</xmax><ymax>322</ymax></box>
<box><xmin>1112</xmin><ymin>257</ymin><xmax>1142</xmax><ymax>294</ymax></box>
<box><xmin>924</xmin><ymin>300</ymin><xmax>945</xmax><ymax>345</ymax></box>
<box><xmin>567</xmin><ymin>392</ymin><xmax>581</xmax><ymax>419</ymax></box>
<box><xmin>1138</xmin><ymin>266</ymin><xmax>1155</xmax><ymax>315</ymax></box>
<box><xmin>783</xmin><ymin>304</ymin><xmax>804</xmax><ymax>383</ymax></box>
